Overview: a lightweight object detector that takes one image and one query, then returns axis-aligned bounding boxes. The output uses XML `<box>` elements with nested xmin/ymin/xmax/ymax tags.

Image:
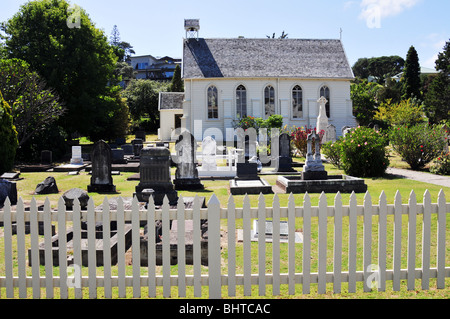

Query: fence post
<box><xmin>437</xmin><ymin>190</ymin><xmax>446</xmax><ymax>289</ymax></box>
<box><xmin>208</xmin><ymin>194</ymin><xmax>222</xmax><ymax>299</ymax></box>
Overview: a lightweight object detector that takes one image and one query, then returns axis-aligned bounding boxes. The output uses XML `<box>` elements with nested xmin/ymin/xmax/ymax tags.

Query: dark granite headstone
<box><xmin>173</xmin><ymin>131</ymin><xmax>204</xmax><ymax>190</ymax></box>
<box><xmin>135</xmin><ymin>147</ymin><xmax>178</xmax><ymax>205</ymax></box>
<box><xmin>41</xmin><ymin>150</ymin><xmax>53</xmax><ymax>165</ymax></box>
<box><xmin>111</xmin><ymin>149</ymin><xmax>127</xmax><ymax>164</ymax></box>
<box><xmin>131</xmin><ymin>138</ymin><xmax>144</xmax><ymax>157</ymax></box>
<box><xmin>87</xmin><ymin>140</ymin><xmax>116</xmax><ymax>193</ymax></box>
<box><xmin>0</xmin><ymin>179</ymin><xmax>18</xmax><ymax>207</ymax></box>
<box><xmin>275</xmin><ymin>133</ymin><xmax>296</xmax><ymax>173</ymax></box>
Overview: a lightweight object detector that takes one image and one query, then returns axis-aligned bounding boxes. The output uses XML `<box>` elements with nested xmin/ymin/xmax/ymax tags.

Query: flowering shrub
<box><xmin>232</xmin><ymin>116</ymin><xmax>261</xmax><ymax>131</ymax></box>
<box><xmin>338</xmin><ymin>126</ymin><xmax>389</xmax><ymax>177</ymax></box>
<box><xmin>389</xmin><ymin>123</ymin><xmax>447</xmax><ymax>170</ymax></box>
<box><xmin>321</xmin><ymin>141</ymin><xmax>342</xmax><ymax>169</ymax></box>
<box><xmin>290</xmin><ymin>126</ymin><xmax>324</xmax><ymax>157</ymax></box>
<box><xmin>429</xmin><ymin>152</ymin><xmax>450</xmax><ymax>175</ymax></box>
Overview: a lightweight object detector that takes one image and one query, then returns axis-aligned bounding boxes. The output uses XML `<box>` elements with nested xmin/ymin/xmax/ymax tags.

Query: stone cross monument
<box><xmin>316</xmin><ymin>96</ymin><xmax>329</xmax><ymax>137</ymax></box>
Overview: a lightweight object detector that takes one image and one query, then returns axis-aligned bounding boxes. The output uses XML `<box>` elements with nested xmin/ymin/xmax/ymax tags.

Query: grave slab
<box><xmin>229</xmin><ymin>178</ymin><xmax>273</xmax><ymax>195</ymax></box>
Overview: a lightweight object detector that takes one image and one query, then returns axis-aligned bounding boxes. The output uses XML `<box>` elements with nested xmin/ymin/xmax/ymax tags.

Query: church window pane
<box><xmin>208</xmin><ymin>86</ymin><xmax>218</xmax><ymax>119</ymax></box>
<box><xmin>264</xmin><ymin>85</ymin><xmax>275</xmax><ymax>118</ymax></box>
<box><xmin>292</xmin><ymin>85</ymin><xmax>303</xmax><ymax>118</ymax></box>
<box><xmin>320</xmin><ymin>86</ymin><xmax>331</xmax><ymax>118</ymax></box>
<box><xmin>236</xmin><ymin>85</ymin><xmax>247</xmax><ymax>118</ymax></box>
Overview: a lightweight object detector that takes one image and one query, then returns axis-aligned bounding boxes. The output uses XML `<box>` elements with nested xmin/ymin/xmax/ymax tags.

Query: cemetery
<box><xmin>0</xmin><ymin>3</ymin><xmax>449</xmax><ymax>300</ymax></box>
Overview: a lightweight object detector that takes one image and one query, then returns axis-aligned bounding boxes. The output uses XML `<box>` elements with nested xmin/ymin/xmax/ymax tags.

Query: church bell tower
<box><xmin>184</xmin><ymin>19</ymin><xmax>200</xmax><ymax>40</ymax></box>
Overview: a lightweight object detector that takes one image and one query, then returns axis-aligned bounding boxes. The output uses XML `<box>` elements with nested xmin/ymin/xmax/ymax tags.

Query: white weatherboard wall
<box><xmin>183</xmin><ymin>78</ymin><xmax>357</xmax><ymax>142</ymax></box>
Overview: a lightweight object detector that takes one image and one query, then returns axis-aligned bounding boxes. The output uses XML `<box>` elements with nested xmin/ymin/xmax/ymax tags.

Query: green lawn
<box><xmin>1</xmin><ymin>149</ymin><xmax>450</xmax><ymax>299</ymax></box>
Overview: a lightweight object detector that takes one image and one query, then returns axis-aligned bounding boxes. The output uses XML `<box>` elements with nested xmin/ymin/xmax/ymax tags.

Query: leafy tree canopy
<box><xmin>1</xmin><ymin>0</ymin><xmax>120</xmax><ymax>138</ymax></box>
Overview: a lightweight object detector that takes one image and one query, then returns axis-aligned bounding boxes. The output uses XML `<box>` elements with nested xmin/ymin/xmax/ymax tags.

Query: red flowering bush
<box><xmin>290</xmin><ymin>126</ymin><xmax>324</xmax><ymax>157</ymax></box>
<box><xmin>389</xmin><ymin>123</ymin><xmax>447</xmax><ymax>170</ymax></box>
<box><xmin>338</xmin><ymin>126</ymin><xmax>390</xmax><ymax>177</ymax></box>
<box><xmin>429</xmin><ymin>152</ymin><xmax>450</xmax><ymax>175</ymax></box>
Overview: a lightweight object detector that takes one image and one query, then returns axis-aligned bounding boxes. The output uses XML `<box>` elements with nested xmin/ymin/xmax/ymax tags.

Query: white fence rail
<box><xmin>0</xmin><ymin>190</ymin><xmax>448</xmax><ymax>299</ymax></box>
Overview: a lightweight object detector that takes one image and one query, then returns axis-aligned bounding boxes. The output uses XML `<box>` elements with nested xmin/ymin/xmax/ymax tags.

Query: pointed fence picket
<box><xmin>0</xmin><ymin>190</ymin><xmax>448</xmax><ymax>299</ymax></box>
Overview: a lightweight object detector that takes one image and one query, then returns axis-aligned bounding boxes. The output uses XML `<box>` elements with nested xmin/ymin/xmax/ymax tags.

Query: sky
<box><xmin>1</xmin><ymin>0</ymin><xmax>449</xmax><ymax>69</ymax></box>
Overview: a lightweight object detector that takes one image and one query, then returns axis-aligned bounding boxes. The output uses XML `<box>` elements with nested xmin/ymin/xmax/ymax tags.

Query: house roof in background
<box><xmin>183</xmin><ymin>38</ymin><xmax>354</xmax><ymax>79</ymax></box>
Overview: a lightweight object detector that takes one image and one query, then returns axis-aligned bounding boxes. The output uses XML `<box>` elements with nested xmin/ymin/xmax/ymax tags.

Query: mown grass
<box><xmin>1</xmin><ymin>142</ymin><xmax>449</xmax><ymax>299</ymax></box>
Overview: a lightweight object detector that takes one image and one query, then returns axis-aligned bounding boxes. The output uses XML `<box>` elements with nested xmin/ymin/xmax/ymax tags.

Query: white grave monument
<box><xmin>70</xmin><ymin>146</ymin><xmax>83</xmax><ymax>165</ymax></box>
<box><xmin>316</xmin><ymin>96</ymin><xmax>329</xmax><ymax>138</ymax></box>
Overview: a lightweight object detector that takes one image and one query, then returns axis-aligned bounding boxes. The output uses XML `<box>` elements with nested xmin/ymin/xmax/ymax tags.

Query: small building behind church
<box><xmin>160</xmin><ymin>19</ymin><xmax>357</xmax><ymax>142</ymax></box>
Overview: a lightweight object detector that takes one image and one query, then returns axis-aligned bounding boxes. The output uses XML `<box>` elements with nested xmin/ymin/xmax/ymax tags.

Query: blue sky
<box><xmin>1</xmin><ymin>0</ymin><xmax>449</xmax><ymax>68</ymax></box>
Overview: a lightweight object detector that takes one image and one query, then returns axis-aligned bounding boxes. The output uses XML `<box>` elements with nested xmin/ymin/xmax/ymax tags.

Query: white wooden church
<box><xmin>159</xmin><ymin>19</ymin><xmax>357</xmax><ymax>142</ymax></box>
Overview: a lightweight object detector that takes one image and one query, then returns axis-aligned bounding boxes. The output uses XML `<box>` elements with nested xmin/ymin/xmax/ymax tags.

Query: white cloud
<box><xmin>359</xmin><ymin>0</ymin><xmax>420</xmax><ymax>20</ymax></box>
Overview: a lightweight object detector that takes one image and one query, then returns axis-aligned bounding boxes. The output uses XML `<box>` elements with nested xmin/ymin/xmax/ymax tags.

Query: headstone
<box><xmin>236</xmin><ymin>135</ymin><xmax>258</xmax><ymax>180</ymax></box>
<box><xmin>173</xmin><ymin>131</ymin><xmax>204</xmax><ymax>190</ymax></box>
<box><xmin>274</xmin><ymin>133</ymin><xmax>296</xmax><ymax>172</ymax></box>
<box><xmin>1</xmin><ymin>172</ymin><xmax>20</xmax><ymax>180</ymax></box>
<box><xmin>324</xmin><ymin>124</ymin><xmax>337</xmax><ymax>143</ymax></box>
<box><xmin>111</xmin><ymin>149</ymin><xmax>127</xmax><ymax>164</ymax></box>
<box><xmin>41</xmin><ymin>150</ymin><xmax>53</xmax><ymax>165</ymax></box>
<box><xmin>131</xmin><ymin>138</ymin><xmax>144</xmax><ymax>157</ymax></box>
<box><xmin>202</xmin><ymin>136</ymin><xmax>217</xmax><ymax>171</ymax></box>
<box><xmin>0</xmin><ymin>179</ymin><xmax>18</xmax><ymax>207</ymax></box>
<box><xmin>122</xmin><ymin>144</ymin><xmax>134</xmax><ymax>156</ymax></box>
<box><xmin>316</xmin><ymin>96</ymin><xmax>329</xmax><ymax>136</ymax></box>
<box><xmin>62</xmin><ymin>188</ymin><xmax>90</xmax><ymax>210</ymax></box>
<box><xmin>249</xmin><ymin>220</ymin><xmax>303</xmax><ymax>243</ymax></box>
<box><xmin>302</xmin><ymin>132</ymin><xmax>327</xmax><ymax>180</ymax></box>
<box><xmin>70</xmin><ymin>146</ymin><xmax>83</xmax><ymax>165</ymax></box>
<box><xmin>342</xmin><ymin>126</ymin><xmax>352</xmax><ymax>137</ymax></box>
<box><xmin>115</xmin><ymin>137</ymin><xmax>126</xmax><ymax>145</ymax></box>
<box><xmin>135</xmin><ymin>147</ymin><xmax>178</xmax><ymax>206</ymax></box>
<box><xmin>135</xmin><ymin>130</ymin><xmax>146</xmax><ymax>142</ymax></box>
<box><xmin>35</xmin><ymin>176</ymin><xmax>59</xmax><ymax>195</ymax></box>
<box><xmin>87</xmin><ymin>140</ymin><xmax>116</xmax><ymax>193</ymax></box>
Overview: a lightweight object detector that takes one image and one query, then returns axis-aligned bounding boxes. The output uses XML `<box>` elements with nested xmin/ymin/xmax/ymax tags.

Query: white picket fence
<box><xmin>0</xmin><ymin>190</ymin><xmax>448</xmax><ymax>299</ymax></box>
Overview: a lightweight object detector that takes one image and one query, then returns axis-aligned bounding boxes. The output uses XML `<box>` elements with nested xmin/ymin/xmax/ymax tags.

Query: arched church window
<box><xmin>236</xmin><ymin>85</ymin><xmax>247</xmax><ymax>118</ymax></box>
<box><xmin>292</xmin><ymin>85</ymin><xmax>303</xmax><ymax>118</ymax></box>
<box><xmin>264</xmin><ymin>85</ymin><xmax>275</xmax><ymax>118</ymax></box>
<box><xmin>320</xmin><ymin>86</ymin><xmax>330</xmax><ymax>118</ymax></box>
<box><xmin>207</xmin><ymin>86</ymin><xmax>218</xmax><ymax>119</ymax></box>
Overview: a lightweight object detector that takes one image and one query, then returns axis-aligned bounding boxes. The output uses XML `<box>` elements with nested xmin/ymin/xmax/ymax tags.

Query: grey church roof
<box><xmin>183</xmin><ymin>38</ymin><xmax>354</xmax><ymax>79</ymax></box>
<box><xmin>159</xmin><ymin>92</ymin><xmax>184</xmax><ymax>110</ymax></box>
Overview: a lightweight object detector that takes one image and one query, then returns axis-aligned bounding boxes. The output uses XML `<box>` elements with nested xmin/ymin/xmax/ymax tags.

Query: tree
<box><xmin>110</xmin><ymin>25</ymin><xmax>135</xmax><ymax>62</ymax></box>
<box><xmin>402</xmin><ymin>46</ymin><xmax>422</xmax><ymax>100</ymax></box>
<box><xmin>0</xmin><ymin>58</ymin><xmax>65</xmax><ymax>146</ymax></box>
<box><xmin>368</xmin><ymin>56</ymin><xmax>405</xmax><ymax>84</ymax></box>
<box><xmin>122</xmin><ymin>79</ymin><xmax>169</xmax><ymax>128</ymax></box>
<box><xmin>351</xmin><ymin>80</ymin><xmax>383</xmax><ymax>126</ymax></box>
<box><xmin>0</xmin><ymin>91</ymin><xmax>18</xmax><ymax>175</ymax></box>
<box><xmin>169</xmin><ymin>64</ymin><xmax>184</xmax><ymax>92</ymax></box>
<box><xmin>353</xmin><ymin>56</ymin><xmax>404</xmax><ymax>83</ymax></box>
<box><xmin>1</xmin><ymin>0</ymin><xmax>121</xmax><ymax>138</ymax></box>
<box><xmin>374</xmin><ymin>98</ymin><xmax>425</xmax><ymax>127</ymax></box>
<box><xmin>352</xmin><ymin>58</ymin><xmax>370</xmax><ymax>79</ymax></box>
<box><xmin>424</xmin><ymin>39</ymin><xmax>450</xmax><ymax>124</ymax></box>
